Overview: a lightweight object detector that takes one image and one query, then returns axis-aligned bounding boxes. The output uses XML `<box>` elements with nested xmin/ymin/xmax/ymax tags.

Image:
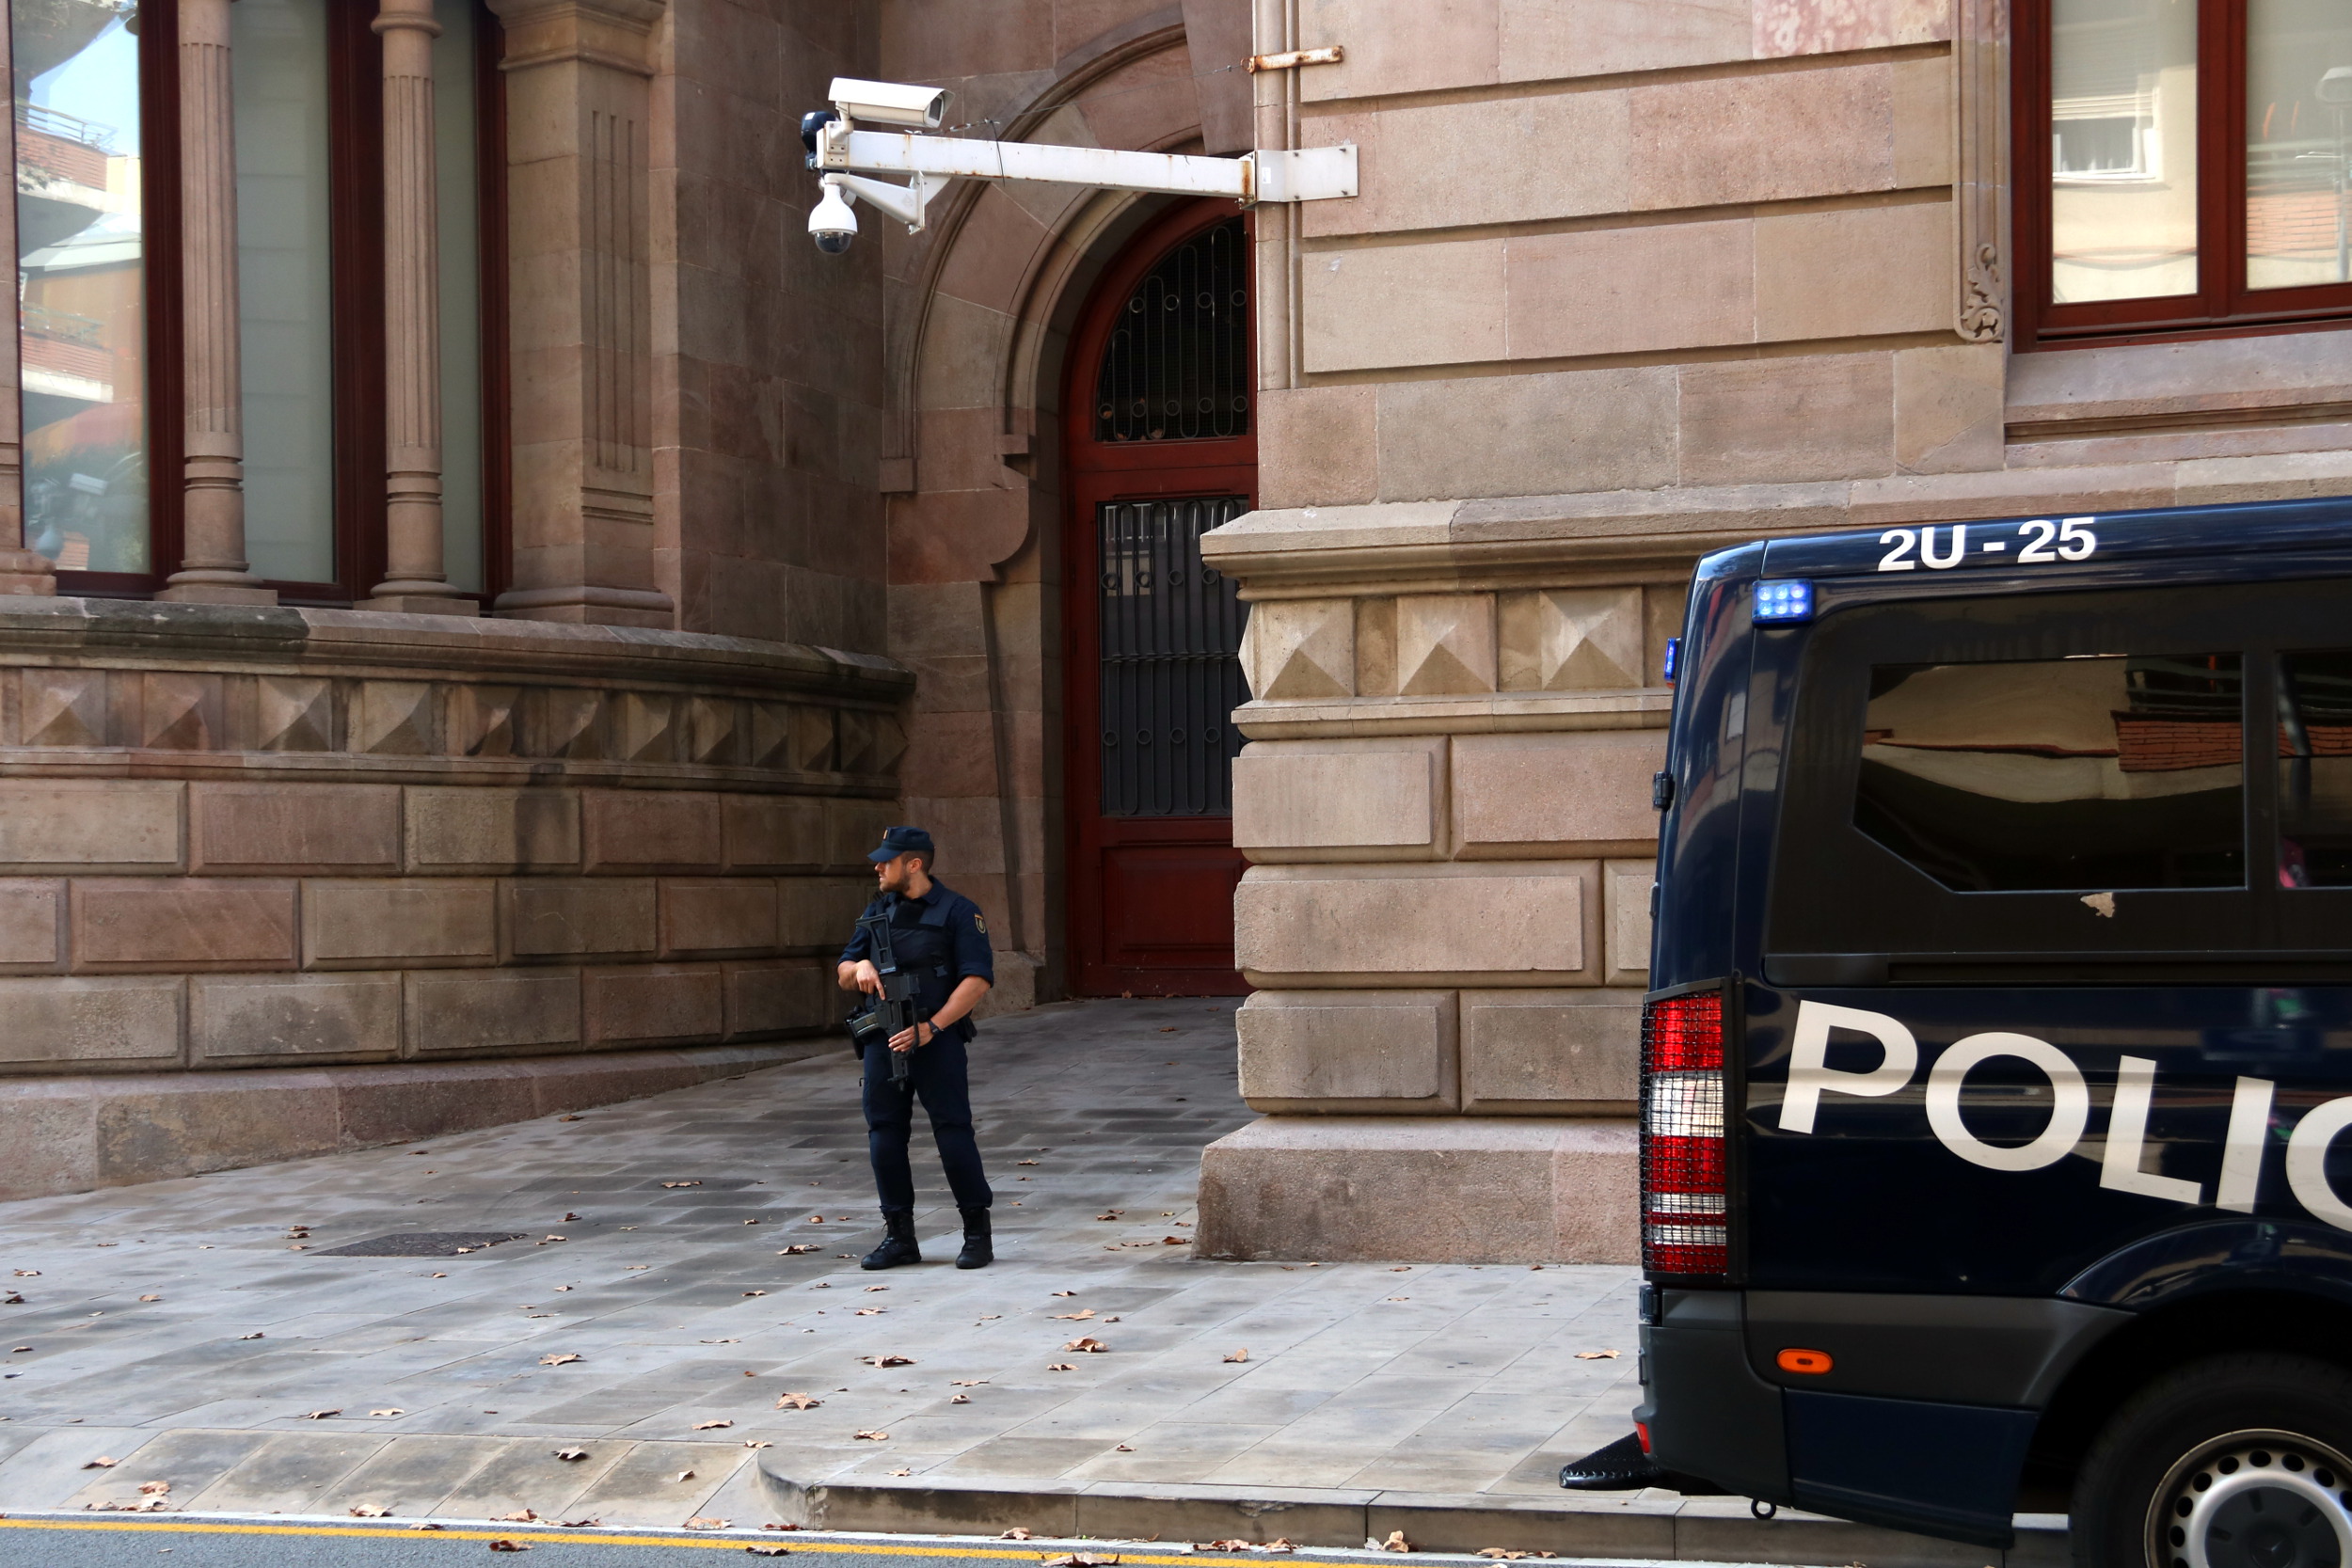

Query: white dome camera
<box><xmin>809</xmin><ymin>178</ymin><xmax>858</xmax><ymax>255</ymax></box>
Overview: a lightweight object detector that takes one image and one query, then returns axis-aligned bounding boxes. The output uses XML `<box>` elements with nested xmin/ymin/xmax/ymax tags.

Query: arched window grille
<box><xmin>1093</xmin><ymin>216</ymin><xmax>1248</xmax><ymax>443</ymax></box>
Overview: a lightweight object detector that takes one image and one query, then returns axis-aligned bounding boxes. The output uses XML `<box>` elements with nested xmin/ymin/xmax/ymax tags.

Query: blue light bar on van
<box><xmin>1661</xmin><ymin>637</ymin><xmax>1680</xmax><ymax>684</ymax></box>
<box><xmin>1752</xmin><ymin>579</ymin><xmax>1816</xmax><ymax>624</ymax></box>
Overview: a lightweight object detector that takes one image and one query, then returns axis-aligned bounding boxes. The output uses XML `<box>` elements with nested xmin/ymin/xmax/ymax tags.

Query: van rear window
<box><xmin>1857</xmin><ymin>654</ymin><xmax>2244</xmax><ymax>892</ymax></box>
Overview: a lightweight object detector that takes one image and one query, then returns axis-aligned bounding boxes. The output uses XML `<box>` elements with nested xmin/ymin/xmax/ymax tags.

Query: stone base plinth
<box><xmin>1196</xmin><ymin>1114</ymin><xmax>1638</xmax><ymax>1263</ymax></box>
<box><xmin>0</xmin><ymin>1040</ymin><xmax>834</xmax><ymax>1201</ymax></box>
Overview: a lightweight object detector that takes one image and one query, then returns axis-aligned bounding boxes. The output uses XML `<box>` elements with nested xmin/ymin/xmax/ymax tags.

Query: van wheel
<box><xmin>2074</xmin><ymin>1354</ymin><xmax>2352</xmax><ymax>1568</ymax></box>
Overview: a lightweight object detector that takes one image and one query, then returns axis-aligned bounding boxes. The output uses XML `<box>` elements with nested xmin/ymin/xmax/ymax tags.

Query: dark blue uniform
<box><xmin>839</xmin><ymin>880</ymin><xmax>994</xmax><ymax>1213</ymax></box>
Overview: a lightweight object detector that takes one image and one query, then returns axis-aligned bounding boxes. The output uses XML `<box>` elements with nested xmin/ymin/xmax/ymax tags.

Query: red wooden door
<box><xmin>1063</xmin><ymin>203</ymin><xmax>1253</xmax><ymax>997</ymax></box>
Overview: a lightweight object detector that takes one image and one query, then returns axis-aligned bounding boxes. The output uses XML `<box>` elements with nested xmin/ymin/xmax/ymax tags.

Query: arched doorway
<box><xmin>1062</xmin><ymin>201</ymin><xmax>1253</xmax><ymax>997</ymax></box>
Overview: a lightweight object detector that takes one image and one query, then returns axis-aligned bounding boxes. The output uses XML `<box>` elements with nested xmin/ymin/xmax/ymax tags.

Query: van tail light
<box><xmin>1642</xmin><ymin>989</ymin><xmax>1726</xmax><ymax>1275</ymax></box>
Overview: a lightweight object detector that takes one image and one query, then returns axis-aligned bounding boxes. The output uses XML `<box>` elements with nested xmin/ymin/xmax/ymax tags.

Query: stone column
<box><xmin>0</xmin><ymin>12</ymin><xmax>55</xmax><ymax>594</ymax></box>
<box><xmin>485</xmin><ymin>0</ymin><xmax>674</xmax><ymax>628</ymax></box>
<box><xmin>159</xmin><ymin>0</ymin><xmax>274</xmax><ymax>605</ymax></box>
<box><xmin>367</xmin><ymin>0</ymin><xmax>476</xmax><ymax>614</ymax></box>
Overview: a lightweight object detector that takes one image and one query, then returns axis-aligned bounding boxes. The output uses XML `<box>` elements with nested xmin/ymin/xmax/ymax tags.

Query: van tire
<box><xmin>2072</xmin><ymin>1353</ymin><xmax>2352</xmax><ymax>1568</ymax></box>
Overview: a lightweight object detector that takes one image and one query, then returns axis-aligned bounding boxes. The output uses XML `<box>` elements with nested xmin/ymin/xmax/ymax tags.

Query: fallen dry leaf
<box><xmin>540</xmin><ymin>1353</ymin><xmax>582</xmax><ymax>1367</ymax></box>
<box><xmin>564</xmin><ymin>1213</ymin><xmax>580</xmax><ymax>1222</ymax></box>
<box><xmin>1016</xmin><ymin>1160</ymin><xmax>1039</xmax><ymax>1166</ymax></box>
<box><xmin>950</xmin><ymin>1393</ymin><xmax>971</xmax><ymax>1404</ymax></box>
<box><xmin>558</xmin><ymin>1114</ymin><xmax>583</xmax><ymax>1122</ymax></box>
<box><xmin>1223</xmin><ymin>1350</ymin><xmax>1248</xmax><ymax>1363</ymax></box>
<box><xmin>743</xmin><ymin>1219</ymin><xmax>761</xmax><ymax>1226</ymax></box>
<box><xmin>10</xmin><ymin>1271</ymin><xmax>35</xmax><ymax>1277</ymax></box>
<box><xmin>1115</xmin><ymin>1444</ymin><xmax>1134</xmax><ymax>1452</ymax></box>
<box><xmin>349</xmin><ymin>1505</ymin><xmax>391</xmax><ymax>1518</ymax></box>
<box><xmin>2</xmin><ymin>1295</ymin><xmax>22</xmax><ymax>1306</ymax></box>
<box><xmin>8</xmin><ymin>1345</ymin><xmax>26</xmax><ymax>1353</ymax></box>
<box><xmin>662</xmin><ymin>1180</ymin><xmax>703</xmax><ymax>1189</ymax></box>
<box><xmin>778</xmin><ymin>1244</ymin><xmax>817</xmax><ymax>1255</ymax></box>
<box><xmin>138</xmin><ymin>1294</ymin><xmax>162</xmax><ymax>1303</ymax></box>
<box><xmin>1042</xmin><ymin>1554</ymin><xmax>1120</xmax><ymax>1567</ymax></box>
<box><xmin>82</xmin><ymin>1457</ymin><xmax>117</xmax><ymax>1469</ymax></box>
<box><xmin>1573</xmin><ymin>1350</ymin><xmax>1621</xmax><ymax>1360</ymax></box>
<box><xmin>486</xmin><ymin>1541</ymin><xmax>530</xmax><ymax>1552</ymax></box>
<box><xmin>743</xmin><ymin>1291</ymin><xmax>769</xmax><ymax>1299</ymax></box>
<box><xmin>1049</xmin><ymin>1290</ymin><xmax>1076</xmax><ymax>1297</ymax></box>
<box><xmin>742</xmin><ymin>1440</ymin><xmax>772</xmax><ymax>1449</ymax></box>
<box><xmin>300</xmin><ymin>1410</ymin><xmax>343</xmax><ymax>1421</ymax></box>
<box><xmin>860</xmin><ymin>1354</ymin><xmax>914</xmax><ymax>1367</ymax></box>
<box><xmin>685</xmin><ymin>1517</ymin><xmax>731</xmax><ymax>1530</ymax></box>
<box><xmin>951</xmin><ymin>1379</ymin><xmax>986</xmax><ymax>1386</ymax></box>
<box><xmin>762</xmin><ymin>1523</ymin><xmax>802</xmax><ymax>1531</ymax></box>
<box><xmin>1376</xmin><ymin>1531</ymin><xmax>1413</xmax><ymax>1552</ymax></box>
<box><xmin>1476</xmin><ymin>1551</ymin><xmax>1532</xmax><ymax>1560</ymax></box>
<box><xmin>1046</xmin><ymin>1363</ymin><xmax>1076</xmax><ymax>1371</ymax></box>
<box><xmin>775</xmin><ymin>1393</ymin><xmax>821</xmax><ymax>1410</ymax></box>
<box><xmin>1001</xmin><ymin>1529</ymin><xmax>1035</xmax><ymax>1541</ymax></box>
<box><xmin>1162</xmin><ymin>1237</ymin><xmax>1187</xmax><ymax>1245</ymax></box>
<box><xmin>1062</xmin><ymin>1338</ymin><xmax>1108</xmax><ymax>1354</ymax></box>
<box><xmin>1051</xmin><ymin>1309</ymin><xmax>1094</xmax><ymax>1321</ymax></box>
<box><xmin>887</xmin><ymin>1466</ymin><xmax>911</xmax><ymax>1478</ymax></box>
<box><xmin>749</xmin><ymin>1548</ymin><xmax>791</xmax><ymax>1558</ymax></box>
<box><xmin>554</xmin><ymin>1448</ymin><xmax>589</xmax><ymax>1462</ymax></box>
<box><xmin>692</xmin><ymin>1419</ymin><xmax>734</xmax><ymax>1432</ymax></box>
<box><xmin>1094</xmin><ymin>1212</ymin><xmax>1122</xmax><ymax>1222</ymax></box>
<box><xmin>239</xmin><ymin>1332</ymin><xmax>265</xmax><ymax>1339</ymax></box>
<box><xmin>137</xmin><ymin>1481</ymin><xmax>169</xmax><ymax>1496</ymax></box>
<box><xmin>411</xmin><ymin>1522</ymin><xmax>445</xmax><ymax>1531</ymax></box>
<box><xmin>370</xmin><ymin>1409</ymin><xmax>405</xmax><ymax>1418</ymax></box>
<box><xmin>499</xmin><ymin>1510</ymin><xmax>538</xmax><ymax>1523</ymax></box>
<box><xmin>558</xmin><ymin>1518</ymin><xmax>601</xmax><ymax>1528</ymax></box>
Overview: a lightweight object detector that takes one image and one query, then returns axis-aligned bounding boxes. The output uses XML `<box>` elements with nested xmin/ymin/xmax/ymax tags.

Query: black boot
<box><xmin>861</xmin><ymin>1211</ymin><xmax>920</xmax><ymax>1270</ymax></box>
<box><xmin>955</xmin><ymin>1206</ymin><xmax>993</xmax><ymax>1269</ymax></box>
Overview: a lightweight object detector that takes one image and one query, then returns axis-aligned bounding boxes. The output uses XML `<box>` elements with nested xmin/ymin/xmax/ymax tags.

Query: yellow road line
<box><xmin>0</xmin><ymin>1515</ymin><xmax>1289</xmax><ymax>1564</ymax></box>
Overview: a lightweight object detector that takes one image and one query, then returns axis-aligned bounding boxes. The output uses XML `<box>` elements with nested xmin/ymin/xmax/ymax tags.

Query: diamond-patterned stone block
<box><xmin>140</xmin><ymin>673</ymin><xmax>220</xmax><ymax>751</ymax></box>
<box><xmin>1395</xmin><ymin>594</ymin><xmax>1497</xmax><ymax>697</ymax></box>
<box><xmin>1241</xmin><ymin>600</ymin><xmax>1354</xmax><ymax>702</ymax></box>
<box><xmin>531</xmin><ymin>689</ymin><xmax>604</xmax><ymax>759</ymax></box>
<box><xmin>351</xmin><ymin>682</ymin><xmax>436</xmax><ymax>756</ymax></box>
<box><xmin>1499</xmin><ymin>588</ymin><xmax>1643</xmax><ymax>692</ymax></box>
<box><xmin>612</xmin><ymin>691</ymin><xmax>676</xmax><ymax>763</ymax></box>
<box><xmin>455</xmin><ymin>685</ymin><xmax>520</xmax><ymax>758</ymax></box>
<box><xmin>254</xmin><ymin>677</ymin><xmax>333</xmax><ymax>752</ymax></box>
<box><xmin>19</xmin><ymin>670</ymin><xmax>106</xmax><ymax>748</ymax></box>
<box><xmin>687</xmin><ymin>697</ymin><xmax>739</xmax><ymax>767</ymax></box>
<box><xmin>788</xmin><ymin>705</ymin><xmax>836</xmax><ymax>772</ymax></box>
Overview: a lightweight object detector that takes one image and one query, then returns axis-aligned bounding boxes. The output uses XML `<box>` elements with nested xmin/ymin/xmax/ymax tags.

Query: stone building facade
<box><xmin>6</xmin><ymin>0</ymin><xmax>2351</xmax><ymax>1271</ymax></box>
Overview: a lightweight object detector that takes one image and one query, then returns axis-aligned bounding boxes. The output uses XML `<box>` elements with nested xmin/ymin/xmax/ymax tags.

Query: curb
<box><xmin>754</xmin><ymin>1463</ymin><xmax>2071</xmax><ymax>1568</ymax></box>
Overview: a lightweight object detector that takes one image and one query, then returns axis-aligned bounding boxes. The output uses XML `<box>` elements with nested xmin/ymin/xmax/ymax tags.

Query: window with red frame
<box><xmin>2015</xmin><ymin>0</ymin><xmax>2352</xmax><ymax>346</ymax></box>
<box><xmin>11</xmin><ymin>0</ymin><xmax>504</xmax><ymax>602</ymax></box>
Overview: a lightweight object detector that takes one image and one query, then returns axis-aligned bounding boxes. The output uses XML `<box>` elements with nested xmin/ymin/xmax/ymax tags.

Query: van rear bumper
<box><xmin>1637</xmin><ymin>1288</ymin><xmax>2129</xmax><ymax>1548</ymax></box>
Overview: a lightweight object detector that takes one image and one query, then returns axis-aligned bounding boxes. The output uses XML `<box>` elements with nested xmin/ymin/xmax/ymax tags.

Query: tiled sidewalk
<box><xmin>0</xmin><ymin>998</ymin><xmax>1643</xmax><ymax>1530</ymax></box>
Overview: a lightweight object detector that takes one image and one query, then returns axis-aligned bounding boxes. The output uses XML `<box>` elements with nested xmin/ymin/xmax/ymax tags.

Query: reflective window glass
<box><xmin>2050</xmin><ymin>0</ymin><xmax>2200</xmax><ymax>303</ymax></box>
<box><xmin>234</xmin><ymin>0</ymin><xmax>336</xmax><ymax>586</ymax></box>
<box><xmin>1855</xmin><ymin>654</ymin><xmax>2244</xmax><ymax>892</ymax></box>
<box><xmin>2279</xmin><ymin>649</ymin><xmax>2352</xmax><ymax>887</ymax></box>
<box><xmin>435</xmin><ymin>0</ymin><xmax>484</xmax><ymax>594</ymax></box>
<box><xmin>14</xmin><ymin>0</ymin><xmax>149</xmax><ymax>574</ymax></box>
<box><xmin>2246</xmin><ymin>0</ymin><xmax>2352</xmax><ymax>291</ymax></box>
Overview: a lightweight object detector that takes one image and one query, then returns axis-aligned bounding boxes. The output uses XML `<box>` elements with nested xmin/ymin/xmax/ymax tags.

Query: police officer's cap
<box><xmin>867</xmin><ymin>825</ymin><xmax>935</xmax><ymax>863</ymax></box>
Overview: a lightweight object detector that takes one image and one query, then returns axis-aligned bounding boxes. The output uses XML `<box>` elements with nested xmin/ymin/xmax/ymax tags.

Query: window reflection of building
<box><xmin>1855</xmin><ymin>655</ymin><xmax>2246</xmax><ymax>892</ymax></box>
<box><xmin>2049</xmin><ymin>0</ymin><xmax>2201</xmax><ymax>304</ymax></box>
<box><xmin>15</xmin><ymin>0</ymin><xmax>146</xmax><ymax>575</ymax></box>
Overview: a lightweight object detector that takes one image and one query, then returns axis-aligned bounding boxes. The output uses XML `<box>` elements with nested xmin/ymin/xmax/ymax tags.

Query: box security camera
<box><xmin>827</xmin><ymin>77</ymin><xmax>952</xmax><ymax>130</ymax></box>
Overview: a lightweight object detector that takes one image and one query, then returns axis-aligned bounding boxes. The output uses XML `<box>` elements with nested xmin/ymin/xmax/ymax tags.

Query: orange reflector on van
<box><xmin>1776</xmin><ymin>1348</ymin><xmax>1833</xmax><ymax>1375</ymax></box>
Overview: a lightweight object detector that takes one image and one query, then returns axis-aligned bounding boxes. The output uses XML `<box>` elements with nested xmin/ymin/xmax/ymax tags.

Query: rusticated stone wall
<box><xmin>0</xmin><ymin>598</ymin><xmax>909</xmax><ymax>1196</ymax></box>
<box><xmin>1194</xmin><ymin>515</ymin><xmax>1676</xmax><ymax>1263</ymax></box>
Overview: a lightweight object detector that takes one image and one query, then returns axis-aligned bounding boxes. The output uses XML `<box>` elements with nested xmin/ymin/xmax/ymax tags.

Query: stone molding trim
<box><xmin>1954</xmin><ymin>0</ymin><xmax>2008</xmax><ymax>343</ymax></box>
<box><xmin>1205</xmin><ymin>446</ymin><xmax>2352</xmax><ymax>592</ymax></box>
<box><xmin>0</xmin><ymin>599</ymin><xmax>912</xmax><ymax>787</ymax></box>
<box><xmin>0</xmin><ymin>1038</ymin><xmax>827</xmax><ymax>1202</ymax></box>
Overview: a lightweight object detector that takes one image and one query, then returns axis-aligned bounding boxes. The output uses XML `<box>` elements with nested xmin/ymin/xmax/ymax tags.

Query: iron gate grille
<box><xmin>1098</xmin><ymin>496</ymin><xmax>1248</xmax><ymax>816</ymax></box>
<box><xmin>1094</xmin><ymin>217</ymin><xmax>1249</xmax><ymax>443</ymax></box>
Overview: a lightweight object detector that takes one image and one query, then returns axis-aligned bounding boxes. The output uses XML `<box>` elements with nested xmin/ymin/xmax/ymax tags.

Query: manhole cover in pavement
<box><xmin>312</xmin><ymin>1232</ymin><xmax>528</xmax><ymax>1257</ymax></box>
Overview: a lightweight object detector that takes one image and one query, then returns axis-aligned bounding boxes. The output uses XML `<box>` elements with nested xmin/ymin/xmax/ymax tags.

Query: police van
<box><xmin>1631</xmin><ymin>497</ymin><xmax>2352</xmax><ymax>1568</ymax></box>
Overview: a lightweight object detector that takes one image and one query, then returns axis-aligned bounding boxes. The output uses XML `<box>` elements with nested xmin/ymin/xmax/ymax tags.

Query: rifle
<box><xmin>846</xmin><ymin>903</ymin><xmax>920</xmax><ymax>1087</ymax></box>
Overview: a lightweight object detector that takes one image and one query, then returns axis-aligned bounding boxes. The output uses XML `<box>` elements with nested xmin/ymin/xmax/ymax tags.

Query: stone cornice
<box><xmin>1203</xmin><ymin>449</ymin><xmax>2352</xmax><ymax>593</ymax></box>
<box><xmin>0</xmin><ymin>599</ymin><xmax>912</xmax><ymax>703</ymax></box>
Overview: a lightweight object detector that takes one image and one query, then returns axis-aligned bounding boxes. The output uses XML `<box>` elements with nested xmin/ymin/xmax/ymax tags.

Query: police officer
<box><xmin>835</xmin><ymin>826</ymin><xmax>995</xmax><ymax>1270</ymax></box>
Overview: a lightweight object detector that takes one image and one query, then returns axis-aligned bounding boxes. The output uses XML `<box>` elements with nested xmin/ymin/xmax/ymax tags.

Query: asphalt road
<box><xmin>0</xmin><ymin>1517</ymin><xmax>1610</xmax><ymax>1568</ymax></box>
